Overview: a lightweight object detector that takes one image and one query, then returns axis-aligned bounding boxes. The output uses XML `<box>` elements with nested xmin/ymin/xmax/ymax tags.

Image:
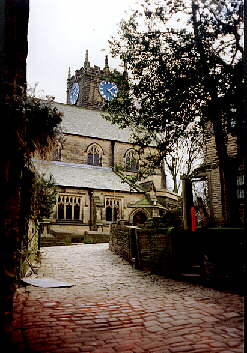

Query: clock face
<box><xmin>69</xmin><ymin>82</ymin><xmax>79</xmax><ymax>104</ymax></box>
<box><xmin>99</xmin><ymin>81</ymin><xmax>118</xmax><ymax>101</ymax></box>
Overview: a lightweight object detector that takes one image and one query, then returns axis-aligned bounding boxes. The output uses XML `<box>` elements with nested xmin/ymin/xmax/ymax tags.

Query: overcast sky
<box><xmin>27</xmin><ymin>0</ymin><xmax>134</xmax><ymax>103</ymax></box>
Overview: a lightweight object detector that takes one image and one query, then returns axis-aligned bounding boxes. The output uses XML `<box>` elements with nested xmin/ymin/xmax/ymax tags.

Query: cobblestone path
<box><xmin>12</xmin><ymin>243</ymin><xmax>244</xmax><ymax>353</ymax></box>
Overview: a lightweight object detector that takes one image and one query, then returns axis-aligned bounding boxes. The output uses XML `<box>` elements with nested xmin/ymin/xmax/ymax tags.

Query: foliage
<box><xmin>164</xmin><ymin>122</ymin><xmax>204</xmax><ymax>193</ymax></box>
<box><xmin>3</xmin><ymin>94</ymin><xmax>63</xmax><ymax>160</ymax></box>
<box><xmin>146</xmin><ymin>209</ymin><xmax>183</xmax><ymax>229</ymax></box>
<box><xmin>113</xmin><ymin>146</ymin><xmax>161</xmax><ymax>189</ymax></box>
<box><xmin>30</xmin><ymin>172</ymin><xmax>57</xmax><ymax>223</ymax></box>
<box><xmin>161</xmin><ymin>209</ymin><xmax>183</xmax><ymax>229</ymax></box>
<box><xmin>1</xmin><ymin>93</ymin><xmax>62</xmax><ymax>221</ymax></box>
<box><xmin>1</xmin><ymin>93</ymin><xmax>63</xmax><ymax>279</ymax></box>
<box><xmin>103</xmin><ymin>0</ymin><xmax>243</xmax><ymax>224</ymax></box>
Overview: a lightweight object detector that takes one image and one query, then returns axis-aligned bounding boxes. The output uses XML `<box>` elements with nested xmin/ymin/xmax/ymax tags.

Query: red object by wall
<box><xmin>191</xmin><ymin>207</ymin><xmax>197</xmax><ymax>232</ymax></box>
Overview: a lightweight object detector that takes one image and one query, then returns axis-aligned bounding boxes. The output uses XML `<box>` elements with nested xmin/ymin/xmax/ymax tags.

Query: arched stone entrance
<box><xmin>130</xmin><ymin>208</ymin><xmax>150</xmax><ymax>225</ymax></box>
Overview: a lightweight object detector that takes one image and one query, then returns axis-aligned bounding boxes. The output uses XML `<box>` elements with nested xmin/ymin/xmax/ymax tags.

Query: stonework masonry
<box><xmin>204</xmin><ymin>129</ymin><xmax>243</xmax><ymax>225</ymax></box>
<box><xmin>110</xmin><ymin>224</ymin><xmax>173</xmax><ymax>276</ymax></box>
<box><xmin>67</xmin><ymin>53</ymin><xmax>110</xmax><ymax>109</ymax></box>
<box><xmin>34</xmin><ymin>55</ymin><xmax>179</xmax><ymax>241</ymax></box>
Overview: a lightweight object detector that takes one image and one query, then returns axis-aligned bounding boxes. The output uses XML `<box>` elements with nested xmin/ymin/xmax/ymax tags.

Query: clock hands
<box><xmin>108</xmin><ymin>85</ymin><xmax>117</xmax><ymax>92</ymax></box>
<box><xmin>107</xmin><ymin>86</ymin><xmax>118</xmax><ymax>96</ymax></box>
<box><xmin>99</xmin><ymin>81</ymin><xmax>118</xmax><ymax>101</ymax></box>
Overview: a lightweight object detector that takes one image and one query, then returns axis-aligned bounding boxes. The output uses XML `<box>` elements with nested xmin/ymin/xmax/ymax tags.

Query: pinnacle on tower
<box><xmin>84</xmin><ymin>49</ymin><xmax>90</xmax><ymax>68</ymax></box>
<box><xmin>104</xmin><ymin>55</ymin><xmax>109</xmax><ymax>70</ymax></box>
<box><xmin>67</xmin><ymin>67</ymin><xmax>71</xmax><ymax>80</ymax></box>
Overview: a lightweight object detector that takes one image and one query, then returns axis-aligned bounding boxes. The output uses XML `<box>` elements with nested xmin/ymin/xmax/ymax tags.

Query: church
<box><xmin>34</xmin><ymin>52</ymin><xmax>179</xmax><ymax>237</ymax></box>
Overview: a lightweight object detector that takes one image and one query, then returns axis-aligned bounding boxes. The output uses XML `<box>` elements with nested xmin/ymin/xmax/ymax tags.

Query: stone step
<box><xmin>180</xmin><ymin>264</ymin><xmax>202</xmax><ymax>278</ymax></box>
<box><xmin>180</xmin><ymin>273</ymin><xmax>201</xmax><ymax>277</ymax></box>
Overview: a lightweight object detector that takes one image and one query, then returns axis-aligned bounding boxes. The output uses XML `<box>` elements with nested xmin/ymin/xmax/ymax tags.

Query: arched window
<box><xmin>124</xmin><ymin>149</ymin><xmax>139</xmax><ymax>172</ymax></box>
<box><xmin>58</xmin><ymin>203</ymin><xmax>64</xmax><ymax>219</ymax></box>
<box><xmin>65</xmin><ymin>197</ymin><xmax>72</xmax><ymax>220</ymax></box>
<box><xmin>106</xmin><ymin>206</ymin><xmax>112</xmax><ymax>222</ymax></box>
<box><xmin>74</xmin><ymin>203</ymin><xmax>80</xmax><ymax>220</ymax></box>
<box><xmin>87</xmin><ymin>144</ymin><xmax>102</xmax><ymax>166</ymax></box>
<box><xmin>56</xmin><ymin>194</ymin><xmax>82</xmax><ymax>221</ymax></box>
<box><xmin>105</xmin><ymin>198</ymin><xmax>121</xmax><ymax>222</ymax></box>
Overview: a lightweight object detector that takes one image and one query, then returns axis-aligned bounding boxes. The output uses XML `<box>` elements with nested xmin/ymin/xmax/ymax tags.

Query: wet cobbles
<box><xmin>12</xmin><ymin>243</ymin><xmax>244</xmax><ymax>352</ymax></box>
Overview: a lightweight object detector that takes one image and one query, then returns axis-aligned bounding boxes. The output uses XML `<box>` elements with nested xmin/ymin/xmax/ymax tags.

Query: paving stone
<box><xmin>11</xmin><ymin>244</ymin><xmax>244</xmax><ymax>353</ymax></box>
<box><xmin>169</xmin><ymin>346</ymin><xmax>193</xmax><ymax>352</ymax></box>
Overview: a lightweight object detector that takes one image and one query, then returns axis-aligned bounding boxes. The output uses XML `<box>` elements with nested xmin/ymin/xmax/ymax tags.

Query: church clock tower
<box><xmin>67</xmin><ymin>50</ymin><xmax>118</xmax><ymax>110</ymax></box>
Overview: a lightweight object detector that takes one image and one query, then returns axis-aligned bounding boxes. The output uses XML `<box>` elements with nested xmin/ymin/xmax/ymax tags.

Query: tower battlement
<box><xmin>67</xmin><ymin>51</ymin><xmax>113</xmax><ymax>109</ymax></box>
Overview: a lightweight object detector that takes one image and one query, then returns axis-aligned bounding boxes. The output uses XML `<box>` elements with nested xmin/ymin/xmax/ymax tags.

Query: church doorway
<box><xmin>133</xmin><ymin>210</ymin><xmax>147</xmax><ymax>225</ymax></box>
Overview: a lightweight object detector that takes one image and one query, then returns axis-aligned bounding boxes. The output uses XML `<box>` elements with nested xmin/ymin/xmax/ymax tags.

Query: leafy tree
<box><xmin>21</xmin><ymin>169</ymin><xmax>57</xmax><ymax>225</ymax></box>
<box><xmin>164</xmin><ymin>123</ymin><xmax>204</xmax><ymax>193</ymax></box>
<box><xmin>103</xmin><ymin>0</ymin><xmax>243</xmax><ymax>225</ymax></box>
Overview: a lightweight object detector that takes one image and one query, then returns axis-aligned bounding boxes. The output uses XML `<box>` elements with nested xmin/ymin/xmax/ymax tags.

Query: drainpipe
<box><xmin>88</xmin><ymin>189</ymin><xmax>93</xmax><ymax>230</ymax></box>
<box><xmin>111</xmin><ymin>140</ymin><xmax>115</xmax><ymax>170</ymax></box>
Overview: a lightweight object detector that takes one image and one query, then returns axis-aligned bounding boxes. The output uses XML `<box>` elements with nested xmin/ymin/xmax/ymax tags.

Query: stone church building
<box><xmin>34</xmin><ymin>52</ymin><xmax>179</xmax><ymax>237</ymax></box>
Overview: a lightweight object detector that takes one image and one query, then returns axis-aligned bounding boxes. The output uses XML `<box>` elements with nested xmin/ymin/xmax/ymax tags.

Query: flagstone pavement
<box><xmin>11</xmin><ymin>243</ymin><xmax>244</xmax><ymax>353</ymax></box>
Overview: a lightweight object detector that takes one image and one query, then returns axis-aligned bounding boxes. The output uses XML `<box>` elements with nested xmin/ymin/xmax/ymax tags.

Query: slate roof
<box><xmin>33</xmin><ymin>159</ymin><xmax>139</xmax><ymax>192</ymax></box>
<box><xmin>52</xmin><ymin>102</ymin><xmax>133</xmax><ymax>143</ymax></box>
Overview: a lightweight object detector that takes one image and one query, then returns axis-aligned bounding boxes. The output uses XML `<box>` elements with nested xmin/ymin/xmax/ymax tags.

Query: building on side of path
<box><xmin>34</xmin><ymin>52</ymin><xmax>179</xmax><ymax>238</ymax></box>
<box><xmin>203</xmin><ymin>130</ymin><xmax>244</xmax><ymax>226</ymax></box>
<box><xmin>185</xmin><ymin>125</ymin><xmax>245</xmax><ymax>228</ymax></box>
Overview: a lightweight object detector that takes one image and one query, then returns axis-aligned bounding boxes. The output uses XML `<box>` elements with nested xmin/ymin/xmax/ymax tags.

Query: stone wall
<box><xmin>42</xmin><ymin>133</ymin><xmax>164</xmax><ymax>190</ymax></box>
<box><xmin>84</xmin><ymin>231</ymin><xmax>109</xmax><ymax>244</ymax></box>
<box><xmin>61</xmin><ymin>135</ymin><xmax>113</xmax><ymax>167</ymax></box>
<box><xmin>204</xmin><ymin>127</ymin><xmax>243</xmax><ymax>225</ymax></box>
<box><xmin>19</xmin><ymin>220</ymin><xmax>40</xmax><ymax>278</ymax></box>
<box><xmin>109</xmin><ymin>225</ymin><xmax>174</xmax><ymax>276</ymax></box>
<box><xmin>110</xmin><ymin>224</ymin><xmax>245</xmax><ymax>289</ymax></box>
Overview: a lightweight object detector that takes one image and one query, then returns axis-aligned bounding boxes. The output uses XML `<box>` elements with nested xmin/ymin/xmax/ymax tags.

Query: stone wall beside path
<box><xmin>109</xmin><ymin>224</ymin><xmax>174</xmax><ymax>276</ymax></box>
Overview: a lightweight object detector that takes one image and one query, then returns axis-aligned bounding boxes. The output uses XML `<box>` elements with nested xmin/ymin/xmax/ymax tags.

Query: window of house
<box><xmin>124</xmin><ymin>149</ymin><xmax>139</xmax><ymax>172</ymax></box>
<box><xmin>105</xmin><ymin>198</ymin><xmax>121</xmax><ymax>222</ymax></box>
<box><xmin>56</xmin><ymin>194</ymin><xmax>82</xmax><ymax>220</ymax></box>
<box><xmin>87</xmin><ymin>144</ymin><xmax>102</xmax><ymax>166</ymax></box>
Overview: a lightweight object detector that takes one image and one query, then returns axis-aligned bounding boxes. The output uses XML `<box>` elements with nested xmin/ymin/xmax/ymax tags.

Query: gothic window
<box><xmin>58</xmin><ymin>203</ymin><xmax>64</xmax><ymax>219</ymax></box>
<box><xmin>56</xmin><ymin>194</ymin><xmax>82</xmax><ymax>221</ymax></box>
<box><xmin>87</xmin><ymin>144</ymin><xmax>102</xmax><ymax>166</ymax></box>
<box><xmin>124</xmin><ymin>149</ymin><xmax>139</xmax><ymax>172</ymax></box>
<box><xmin>106</xmin><ymin>206</ymin><xmax>112</xmax><ymax>222</ymax></box>
<box><xmin>74</xmin><ymin>203</ymin><xmax>80</xmax><ymax>220</ymax></box>
<box><xmin>66</xmin><ymin>197</ymin><xmax>72</xmax><ymax>220</ymax></box>
<box><xmin>105</xmin><ymin>198</ymin><xmax>121</xmax><ymax>222</ymax></box>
